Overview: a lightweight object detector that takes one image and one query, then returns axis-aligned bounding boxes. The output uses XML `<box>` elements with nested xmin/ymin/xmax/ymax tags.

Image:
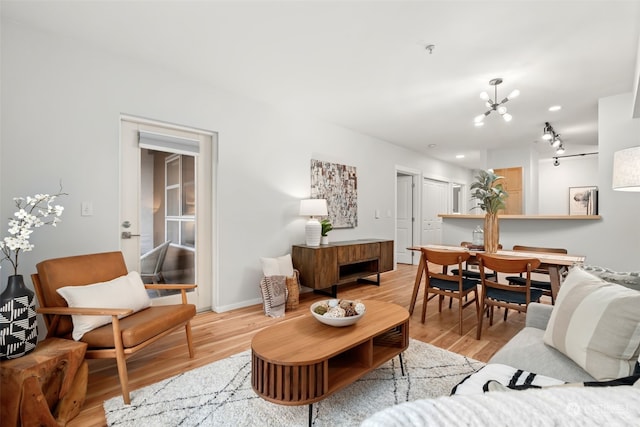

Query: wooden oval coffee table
<box><xmin>251</xmin><ymin>300</ymin><xmax>409</xmax><ymax>425</ymax></box>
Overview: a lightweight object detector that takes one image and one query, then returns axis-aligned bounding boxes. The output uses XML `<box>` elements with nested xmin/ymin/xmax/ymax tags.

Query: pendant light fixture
<box><xmin>542</xmin><ymin>122</ymin><xmax>565</xmax><ymax>154</ymax></box>
<box><xmin>474</xmin><ymin>78</ymin><xmax>519</xmax><ymax>126</ymax></box>
<box><xmin>612</xmin><ymin>146</ymin><xmax>640</xmax><ymax>191</ymax></box>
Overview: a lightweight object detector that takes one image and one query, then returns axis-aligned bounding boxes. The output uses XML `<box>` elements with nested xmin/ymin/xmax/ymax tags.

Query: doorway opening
<box><xmin>120</xmin><ymin>116</ymin><xmax>216</xmax><ymax>310</ymax></box>
<box><xmin>140</xmin><ymin>151</ymin><xmax>195</xmax><ymax>292</ymax></box>
<box><xmin>422</xmin><ymin>177</ymin><xmax>449</xmax><ymax>245</ymax></box>
<box><xmin>395</xmin><ymin>168</ymin><xmax>420</xmax><ymax>265</ymax></box>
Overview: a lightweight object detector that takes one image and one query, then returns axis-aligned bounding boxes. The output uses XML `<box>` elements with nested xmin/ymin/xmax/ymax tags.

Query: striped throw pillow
<box><xmin>543</xmin><ymin>267</ymin><xmax>640</xmax><ymax>381</ymax></box>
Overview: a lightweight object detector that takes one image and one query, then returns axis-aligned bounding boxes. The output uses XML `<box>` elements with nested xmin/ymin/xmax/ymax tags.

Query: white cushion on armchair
<box><xmin>56</xmin><ymin>271</ymin><xmax>151</xmax><ymax>340</ymax></box>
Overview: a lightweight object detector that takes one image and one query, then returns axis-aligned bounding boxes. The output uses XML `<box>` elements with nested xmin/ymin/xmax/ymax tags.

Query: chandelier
<box><xmin>542</xmin><ymin>122</ymin><xmax>565</xmax><ymax>154</ymax></box>
<box><xmin>474</xmin><ymin>78</ymin><xmax>519</xmax><ymax>126</ymax></box>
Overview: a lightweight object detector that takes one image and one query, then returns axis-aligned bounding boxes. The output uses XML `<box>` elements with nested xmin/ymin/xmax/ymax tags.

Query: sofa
<box><xmin>488</xmin><ymin>302</ymin><xmax>596</xmax><ymax>382</ymax></box>
<box><xmin>362</xmin><ymin>266</ymin><xmax>640</xmax><ymax>426</ymax></box>
<box><xmin>488</xmin><ymin>265</ymin><xmax>640</xmax><ymax>383</ymax></box>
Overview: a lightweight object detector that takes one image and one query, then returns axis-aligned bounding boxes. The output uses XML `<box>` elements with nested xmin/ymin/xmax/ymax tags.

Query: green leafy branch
<box><xmin>470</xmin><ymin>169</ymin><xmax>508</xmax><ymax>214</ymax></box>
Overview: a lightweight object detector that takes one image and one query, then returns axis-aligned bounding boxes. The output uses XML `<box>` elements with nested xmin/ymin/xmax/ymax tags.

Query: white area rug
<box><xmin>104</xmin><ymin>339</ymin><xmax>484</xmax><ymax>426</ymax></box>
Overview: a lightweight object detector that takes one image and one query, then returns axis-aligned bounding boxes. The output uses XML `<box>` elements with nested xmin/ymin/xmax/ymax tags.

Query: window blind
<box><xmin>138</xmin><ymin>130</ymin><xmax>200</xmax><ymax>156</ymax></box>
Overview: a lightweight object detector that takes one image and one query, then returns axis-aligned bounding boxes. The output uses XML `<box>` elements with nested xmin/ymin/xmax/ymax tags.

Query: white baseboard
<box><xmin>212</xmin><ymin>297</ymin><xmax>263</xmax><ymax>313</ymax></box>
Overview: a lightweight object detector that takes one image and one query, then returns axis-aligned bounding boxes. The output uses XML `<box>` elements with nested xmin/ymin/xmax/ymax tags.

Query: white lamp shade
<box><xmin>612</xmin><ymin>146</ymin><xmax>640</xmax><ymax>191</ymax></box>
<box><xmin>299</xmin><ymin>199</ymin><xmax>328</xmax><ymax>217</ymax></box>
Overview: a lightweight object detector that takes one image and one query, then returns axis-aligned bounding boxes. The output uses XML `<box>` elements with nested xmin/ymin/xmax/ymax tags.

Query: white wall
<box><xmin>595</xmin><ymin>92</ymin><xmax>640</xmax><ymax>269</ymax></box>
<box><xmin>486</xmin><ymin>146</ymin><xmax>539</xmax><ymax>214</ymax></box>
<box><xmin>445</xmin><ymin>92</ymin><xmax>640</xmax><ymax>270</ymax></box>
<box><xmin>0</xmin><ymin>20</ymin><xmax>472</xmax><ymax>311</ymax></box>
<box><xmin>538</xmin><ymin>155</ymin><xmax>599</xmax><ymax>214</ymax></box>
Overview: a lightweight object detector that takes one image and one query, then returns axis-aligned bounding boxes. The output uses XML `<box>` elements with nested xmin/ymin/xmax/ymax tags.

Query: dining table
<box><xmin>407</xmin><ymin>244</ymin><xmax>586</xmax><ymax>315</ymax></box>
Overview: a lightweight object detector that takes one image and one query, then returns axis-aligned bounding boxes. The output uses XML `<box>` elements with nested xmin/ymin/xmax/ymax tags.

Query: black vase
<box><xmin>0</xmin><ymin>275</ymin><xmax>38</xmax><ymax>360</ymax></box>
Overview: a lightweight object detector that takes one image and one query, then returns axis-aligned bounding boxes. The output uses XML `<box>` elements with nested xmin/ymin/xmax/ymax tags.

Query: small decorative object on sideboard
<box><xmin>311</xmin><ymin>299</ymin><xmax>366</xmax><ymax>327</ymax></box>
<box><xmin>0</xmin><ymin>189</ymin><xmax>66</xmax><ymax>360</ymax></box>
<box><xmin>320</xmin><ymin>218</ymin><xmax>333</xmax><ymax>245</ymax></box>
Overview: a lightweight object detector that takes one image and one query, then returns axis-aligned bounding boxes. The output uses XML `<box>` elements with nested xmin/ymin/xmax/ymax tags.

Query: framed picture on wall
<box><xmin>569</xmin><ymin>186</ymin><xmax>598</xmax><ymax>215</ymax></box>
<box><xmin>310</xmin><ymin>159</ymin><xmax>358</xmax><ymax>228</ymax></box>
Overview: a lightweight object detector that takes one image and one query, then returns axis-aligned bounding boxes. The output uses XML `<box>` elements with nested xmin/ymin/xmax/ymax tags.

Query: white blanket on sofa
<box><xmin>361</xmin><ymin>386</ymin><xmax>640</xmax><ymax>426</ymax></box>
<box><xmin>451</xmin><ymin>363</ymin><xmax>565</xmax><ymax>395</ymax></box>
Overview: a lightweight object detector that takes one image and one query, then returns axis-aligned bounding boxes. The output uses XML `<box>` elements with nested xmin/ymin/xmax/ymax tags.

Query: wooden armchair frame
<box><xmin>32</xmin><ymin>251</ymin><xmax>197</xmax><ymax>404</ymax></box>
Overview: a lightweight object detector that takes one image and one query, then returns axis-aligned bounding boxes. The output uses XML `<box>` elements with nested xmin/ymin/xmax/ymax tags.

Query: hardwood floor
<box><xmin>69</xmin><ymin>263</ymin><xmax>528</xmax><ymax>426</ymax></box>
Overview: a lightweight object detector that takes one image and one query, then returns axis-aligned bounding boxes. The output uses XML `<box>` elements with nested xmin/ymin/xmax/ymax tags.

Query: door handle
<box><xmin>121</xmin><ymin>231</ymin><xmax>141</xmax><ymax>239</ymax></box>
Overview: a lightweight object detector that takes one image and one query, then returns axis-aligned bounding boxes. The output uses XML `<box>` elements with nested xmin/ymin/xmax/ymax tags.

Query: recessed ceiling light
<box><xmin>474</xmin><ymin>122</ymin><xmax>484</xmax><ymax>127</ymax></box>
<box><xmin>456</xmin><ymin>154</ymin><xmax>465</xmax><ymax>159</ymax></box>
<box><xmin>549</xmin><ymin>105</ymin><xmax>562</xmax><ymax>112</ymax></box>
<box><xmin>428</xmin><ymin>144</ymin><xmax>437</xmax><ymax>148</ymax></box>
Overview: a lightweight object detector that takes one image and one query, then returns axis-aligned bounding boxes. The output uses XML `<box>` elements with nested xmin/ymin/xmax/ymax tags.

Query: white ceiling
<box><xmin>4</xmin><ymin>0</ymin><xmax>640</xmax><ymax>168</ymax></box>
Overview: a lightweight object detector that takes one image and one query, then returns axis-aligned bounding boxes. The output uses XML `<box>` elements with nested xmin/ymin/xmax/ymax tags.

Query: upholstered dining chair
<box><xmin>32</xmin><ymin>251</ymin><xmax>197</xmax><ymax>404</ymax></box>
<box><xmin>476</xmin><ymin>253</ymin><xmax>542</xmax><ymax>340</ymax></box>
<box><xmin>420</xmin><ymin>248</ymin><xmax>481</xmax><ymax>335</ymax></box>
<box><xmin>506</xmin><ymin>245</ymin><xmax>567</xmax><ymax>304</ymax></box>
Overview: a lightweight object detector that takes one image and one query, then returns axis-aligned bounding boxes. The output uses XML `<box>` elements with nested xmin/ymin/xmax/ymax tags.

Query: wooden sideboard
<box><xmin>292</xmin><ymin>239</ymin><xmax>394</xmax><ymax>297</ymax></box>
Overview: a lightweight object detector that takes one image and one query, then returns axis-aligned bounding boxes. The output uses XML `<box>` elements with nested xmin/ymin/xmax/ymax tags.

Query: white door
<box><xmin>422</xmin><ymin>178</ymin><xmax>448</xmax><ymax>245</ymax></box>
<box><xmin>120</xmin><ymin>117</ymin><xmax>215</xmax><ymax>310</ymax></box>
<box><xmin>396</xmin><ymin>174</ymin><xmax>414</xmax><ymax>264</ymax></box>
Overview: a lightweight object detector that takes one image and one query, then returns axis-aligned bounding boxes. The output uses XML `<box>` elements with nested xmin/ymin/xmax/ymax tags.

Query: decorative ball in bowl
<box><xmin>310</xmin><ymin>299</ymin><xmax>366</xmax><ymax>327</ymax></box>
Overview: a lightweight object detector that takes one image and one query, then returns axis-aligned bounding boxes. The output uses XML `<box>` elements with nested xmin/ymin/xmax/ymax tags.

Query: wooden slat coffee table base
<box><xmin>252</xmin><ymin>358</ymin><xmax>327</xmax><ymax>403</ymax></box>
<box><xmin>251</xmin><ymin>300</ymin><xmax>409</xmax><ymax>407</ymax></box>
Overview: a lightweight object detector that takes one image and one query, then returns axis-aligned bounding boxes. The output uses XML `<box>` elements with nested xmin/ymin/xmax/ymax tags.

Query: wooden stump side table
<box><xmin>0</xmin><ymin>337</ymin><xmax>88</xmax><ymax>427</ymax></box>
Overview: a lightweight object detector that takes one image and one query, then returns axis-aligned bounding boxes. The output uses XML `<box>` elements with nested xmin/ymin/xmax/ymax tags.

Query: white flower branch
<box><xmin>0</xmin><ymin>190</ymin><xmax>67</xmax><ymax>276</ymax></box>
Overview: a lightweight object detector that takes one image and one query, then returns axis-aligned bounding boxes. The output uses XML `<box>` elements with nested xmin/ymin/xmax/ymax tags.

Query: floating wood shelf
<box><xmin>439</xmin><ymin>214</ymin><xmax>601</xmax><ymax>220</ymax></box>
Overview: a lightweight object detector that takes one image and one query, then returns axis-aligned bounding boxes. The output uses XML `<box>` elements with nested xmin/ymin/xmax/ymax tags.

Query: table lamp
<box><xmin>299</xmin><ymin>199</ymin><xmax>328</xmax><ymax>247</ymax></box>
<box><xmin>612</xmin><ymin>146</ymin><xmax>640</xmax><ymax>191</ymax></box>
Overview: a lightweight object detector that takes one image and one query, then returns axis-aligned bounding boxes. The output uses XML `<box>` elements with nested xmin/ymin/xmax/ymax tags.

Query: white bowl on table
<box><xmin>310</xmin><ymin>300</ymin><xmax>366</xmax><ymax>327</ymax></box>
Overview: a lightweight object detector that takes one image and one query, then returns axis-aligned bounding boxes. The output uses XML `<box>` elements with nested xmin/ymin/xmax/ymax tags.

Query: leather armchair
<box><xmin>32</xmin><ymin>251</ymin><xmax>196</xmax><ymax>404</ymax></box>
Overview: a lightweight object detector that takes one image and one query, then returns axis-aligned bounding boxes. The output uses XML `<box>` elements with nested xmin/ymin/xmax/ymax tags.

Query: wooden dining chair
<box><xmin>476</xmin><ymin>253</ymin><xmax>542</xmax><ymax>340</ymax></box>
<box><xmin>506</xmin><ymin>245</ymin><xmax>567</xmax><ymax>304</ymax></box>
<box><xmin>420</xmin><ymin>248</ymin><xmax>481</xmax><ymax>335</ymax></box>
<box><xmin>450</xmin><ymin>241</ymin><xmax>500</xmax><ymax>281</ymax></box>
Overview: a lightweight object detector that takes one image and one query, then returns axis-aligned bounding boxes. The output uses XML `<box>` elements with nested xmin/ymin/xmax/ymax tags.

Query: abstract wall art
<box><xmin>310</xmin><ymin>159</ymin><xmax>357</xmax><ymax>228</ymax></box>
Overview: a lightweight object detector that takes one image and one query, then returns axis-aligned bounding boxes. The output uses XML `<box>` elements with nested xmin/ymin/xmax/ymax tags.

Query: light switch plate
<box><xmin>81</xmin><ymin>201</ymin><xmax>93</xmax><ymax>216</ymax></box>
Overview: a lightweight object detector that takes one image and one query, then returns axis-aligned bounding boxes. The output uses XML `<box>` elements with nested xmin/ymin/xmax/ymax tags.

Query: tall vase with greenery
<box><xmin>470</xmin><ymin>170</ymin><xmax>508</xmax><ymax>253</ymax></box>
<box><xmin>0</xmin><ymin>190</ymin><xmax>65</xmax><ymax>359</ymax></box>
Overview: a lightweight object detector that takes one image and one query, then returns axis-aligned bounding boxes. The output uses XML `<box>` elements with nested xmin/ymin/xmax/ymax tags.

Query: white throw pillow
<box><xmin>260</xmin><ymin>254</ymin><xmax>294</xmax><ymax>277</ymax></box>
<box><xmin>56</xmin><ymin>271</ymin><xmax>152</xmax><ymax>340</ymax></box>
<box><xmin>543</xmin><ymin>267</ymin><xmax>640</xmax><ymax>380</ymax></box>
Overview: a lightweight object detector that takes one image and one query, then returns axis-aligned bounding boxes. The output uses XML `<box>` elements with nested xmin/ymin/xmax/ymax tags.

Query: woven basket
<box><xmin>285</xmin><ymin>271</ymin><xmax>300</xmax><ymax>310</ymax></box>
